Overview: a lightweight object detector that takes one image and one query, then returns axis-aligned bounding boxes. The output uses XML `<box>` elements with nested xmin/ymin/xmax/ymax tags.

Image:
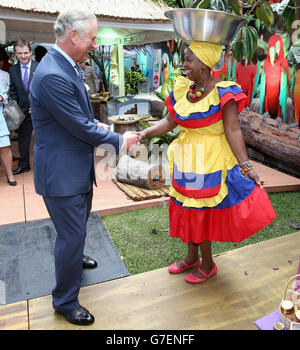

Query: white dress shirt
<box><xmin>53</xmin><ymin>44</ymin><xmax>78</xmax><ymax>74</ymax></box>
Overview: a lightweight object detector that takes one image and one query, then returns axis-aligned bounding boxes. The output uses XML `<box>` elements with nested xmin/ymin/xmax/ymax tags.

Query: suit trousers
<box><xmin>43</xmin><ymin>187</ymin><xmax>93</xmax><ymax>312</ymax></box>
<box><xmin>17</xmin><ymin>115</ymin><xmax>33</xmax><ymax>168</ymax></box>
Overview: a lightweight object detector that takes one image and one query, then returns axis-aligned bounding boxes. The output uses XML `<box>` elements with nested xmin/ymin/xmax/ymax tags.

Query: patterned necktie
<box><xmin>75</xmin><ymin>64</ymin><xmax>84</xmax><ymax>83</ymax></box>
<box><xmin>23</xmin><ymin>65</ymin><xmax>29</xmax><ymax>91</ymax></box>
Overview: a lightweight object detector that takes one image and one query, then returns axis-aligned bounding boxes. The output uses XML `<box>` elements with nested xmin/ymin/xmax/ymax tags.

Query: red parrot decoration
<box><xmin>236</xmin><ymin>59</ymin><xmax>258</xmax><ymax>108</ymax></box>
<box><xmin>293</xmin><ymin>68</ymin><xmax>300</xmax><ymax>124</ymax></box>
<box><xmin>260</xmin><ymin>34</ymin><xmax>289</xmax><ymax>122</ymax></box>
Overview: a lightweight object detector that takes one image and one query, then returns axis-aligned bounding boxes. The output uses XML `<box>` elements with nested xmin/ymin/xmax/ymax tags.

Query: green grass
<box><xmin>102</xmin><ymin>191</ymin><xmax>300</xmax><ymax>275</ymax></box>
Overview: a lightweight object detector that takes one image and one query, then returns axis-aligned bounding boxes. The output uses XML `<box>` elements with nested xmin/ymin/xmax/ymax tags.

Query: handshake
<box><xmin>96</xmin><ymin>122</ymin><xmax>146</xmax><ymax>150</ymax></box>
<box><xmin>122</xmin><ymin>131</ymin><xmax>146</xmax><ymax>150</ymax></box>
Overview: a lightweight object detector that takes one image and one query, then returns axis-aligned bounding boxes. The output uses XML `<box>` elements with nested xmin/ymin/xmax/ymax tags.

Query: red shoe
<box><xmin>184</xmin><ymin>264</ymin><xmax>217</xmax><ymax>284</ymax></box>
<box><xmin>168</xmin><ymin>258</ymin><xmax>200</xmax><ymax>274</ymax></box>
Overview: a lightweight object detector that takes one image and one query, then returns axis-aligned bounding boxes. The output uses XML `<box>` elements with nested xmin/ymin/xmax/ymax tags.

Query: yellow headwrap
<box><xmin>189</xmin><ymin>42</ymin><xmax>222</xmax><ymax>68</ymax></box>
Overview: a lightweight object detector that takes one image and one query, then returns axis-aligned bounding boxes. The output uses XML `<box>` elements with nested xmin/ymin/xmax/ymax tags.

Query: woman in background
<box><xmin>0</xmin><ymin>85</ymin><xmax>17</xmax><ymax>186</ymax></box>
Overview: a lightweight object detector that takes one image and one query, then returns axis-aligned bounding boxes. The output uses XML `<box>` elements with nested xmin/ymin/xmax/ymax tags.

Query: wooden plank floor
<box><xmin>0</xmin><ymin>301</ymin><xmax>28</xmax><ymax>330</ymax></box>
<box><xmin>0</xmin><ymin>231</ymin><xmax>299</xmax><ymax>330</ymax></box>
<box><xmin>1</xmin><ymin>146</ymin><xmax>300</xmax><ymax>226</ymax></box>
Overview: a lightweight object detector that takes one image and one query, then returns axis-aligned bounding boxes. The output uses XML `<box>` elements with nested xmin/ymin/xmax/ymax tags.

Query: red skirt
<box><xmin>169</xmin><ymin>166</ymin><xmax>276</xmax><ymax>243</ymax></box>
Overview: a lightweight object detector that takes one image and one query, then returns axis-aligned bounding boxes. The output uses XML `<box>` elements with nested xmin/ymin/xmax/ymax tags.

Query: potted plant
<box><xmin>125</xmin><ymin>68</ymin><xmax>148</xmax><ymax>95</ymax></box>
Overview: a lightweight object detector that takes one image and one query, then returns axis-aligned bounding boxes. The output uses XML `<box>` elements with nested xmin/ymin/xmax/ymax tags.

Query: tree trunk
<box><xmin>115</xmin><ymin>155</ymin><xmax>165</xmax><ymax>189</ymax></box>
<box><xmin>89</xmin><ymin>50</ymin><xmax>110</xmax><ymax>93</ymax></box>
<box><xmin>239</xmin><ymin>110</ymin><xmax>300</xmax><ymax>176</ymax></box>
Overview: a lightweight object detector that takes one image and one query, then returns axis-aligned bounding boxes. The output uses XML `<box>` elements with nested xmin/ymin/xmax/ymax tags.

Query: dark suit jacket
<box><xmin>9</xmin><ymin>60</ymin><xmax>39</xmax><ymax>115</ymax></box>
<box><xmin>29</xmin><ymin>48</ymin><xmax>123</xmax><ymax>197</ymax></box>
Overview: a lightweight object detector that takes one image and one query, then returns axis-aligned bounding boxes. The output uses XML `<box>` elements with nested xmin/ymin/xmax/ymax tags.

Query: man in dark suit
<box><xmin>9</xmin><ymin>39</ymin><xmax>39</xmax><ymax>174</ymax></box>
<box><xmin>29</xmin><ymin>9</ymin><xmax>138</xmax><ymax>326</ymax></box>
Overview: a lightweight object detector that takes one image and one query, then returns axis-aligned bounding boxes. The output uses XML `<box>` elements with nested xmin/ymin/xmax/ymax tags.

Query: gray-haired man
<box><xmin>29</xmin><ymin>9</ymin><xmax>137</xmax><ymax>325</ymax></box>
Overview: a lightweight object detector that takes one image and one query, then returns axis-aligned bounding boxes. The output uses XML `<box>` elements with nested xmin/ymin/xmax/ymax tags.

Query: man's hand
<box><xmin>123</xmin><ymin>131</ymin><xmax>139</xmax><ymax>150</ymax></box>
<box><xmin>97</xmin><ymin>122</ymin><xmax>109</xmax><ymax>130</ymax></box>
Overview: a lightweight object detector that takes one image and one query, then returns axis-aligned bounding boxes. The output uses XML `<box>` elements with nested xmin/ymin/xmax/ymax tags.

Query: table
<box><xmin>108</xmin><ymin>114</ymin><xmax>150</xmax><ymax>134</ymax></box>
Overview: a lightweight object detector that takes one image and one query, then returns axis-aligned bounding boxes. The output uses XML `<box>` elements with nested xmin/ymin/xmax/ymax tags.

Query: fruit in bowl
<box><xmin>90</xmin><ymin>92</ymin><xmax>110</xmax><ymax>101</ymax></box>
<box><xmin>90</xmin><ymin>93</ymin><xmax>100</xmax><ymax>99</ymax></box>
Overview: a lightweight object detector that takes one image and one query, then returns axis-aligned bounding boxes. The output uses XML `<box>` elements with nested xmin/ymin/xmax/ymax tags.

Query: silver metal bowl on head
<box><xmin>165</xmin><ymin>8</ymin><xmax>246</xmax><ymax>45</ymax></box>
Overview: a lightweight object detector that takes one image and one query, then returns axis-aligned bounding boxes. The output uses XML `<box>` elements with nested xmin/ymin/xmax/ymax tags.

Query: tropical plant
<box><xmin>139</xmin><ymin>119</ymin><xmax>180</xmax><ymax>147</ymax></box>
<box><xmin>124</xmin><ymin>69</ymin><xmax>148</xmax><ymax>95</ymax></box>
<box><xmin>137</xmin><ymin>68</ymin><xmax>182</xmax><ymax>150</ymax></box>
<box><xmin>160</xmin><ymin>0</ymin><xmax>299</xmax><ymax>63</ymax></box>
<box><xmin>153</xmin><ymin>67</ymin><xmax>183</xmax><ymax>118</ymax></box>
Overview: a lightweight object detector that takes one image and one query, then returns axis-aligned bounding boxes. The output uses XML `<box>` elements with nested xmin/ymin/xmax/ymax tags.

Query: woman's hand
<box><xmin>244</xmin><ymin>169</ymin><xmax>263</xmax><ymax>189</ymax></box>
<box><xmin>136</xmin><ymin>112</ymin><xmax>177</xmax><ymax>142</ymax></box>
<box><xmin>137</xmin><ymin>130</ymin><xmax>146</xmax><ymax>142</ymax></box>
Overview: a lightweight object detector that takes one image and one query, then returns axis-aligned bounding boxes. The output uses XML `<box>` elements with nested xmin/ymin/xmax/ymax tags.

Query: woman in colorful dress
<box><xmin>138</xmin><ymin>42</ymin><xmax>276</xmax><ymax>284</ymax></box>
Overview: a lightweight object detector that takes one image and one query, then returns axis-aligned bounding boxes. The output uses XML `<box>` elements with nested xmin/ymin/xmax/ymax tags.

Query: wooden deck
<box><xmin>0</xmin><ymin>231</ymin><xmax>299</xmax><ymax>330</ymax></box>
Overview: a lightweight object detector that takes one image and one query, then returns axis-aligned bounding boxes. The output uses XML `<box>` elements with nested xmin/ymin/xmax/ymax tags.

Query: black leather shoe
<box><xmin>12</xmin><ymin>166</ymin><xmax>30</xmax><ymax>175</ymax></box>
<box><xmin>56</xmin><ymin>305</ymin><xmax>95</xmax><ymax>325</ymax></box>
<box><xmin>6</xmin><ymin>175</ymin><xmax>17</xmax><ymax>186</ymax></box>
<box><xmin>83</xmin><ymin>255</ymin><xmax>98</xmax><ymax>269</ymax></box>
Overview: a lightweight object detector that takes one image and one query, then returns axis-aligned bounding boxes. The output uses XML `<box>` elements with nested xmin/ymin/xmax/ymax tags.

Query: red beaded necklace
<box><xmin>187</xmin><ymin>84</ymin><xmax>206</xmax><ymax>100</ymax></box>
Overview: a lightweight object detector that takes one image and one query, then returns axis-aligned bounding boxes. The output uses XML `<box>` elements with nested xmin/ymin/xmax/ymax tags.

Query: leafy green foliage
<box><xmin>255</xmin><ymin>2</ymin><xmax>274</xmax><ymax>30</ymax></box>
<box><xmin>282</xmin><ymin>1</ymin><xmax>296</xmax><ymax>30</ymax></box>
<box><xmin>124</xmin><ymin>69</ymin><xmax>147</xmax><ymax>95</ymax></box>
<box><xmin>228</xmin><ymin>0</ymin><xmax>241</xmax><ymax>15</ymax></box>
<box><xmin>160</xmin><ymin>0</ymin><xmax>296</xmax><ymax>62</ymax></box>
<box><xmin>190</xmin><ymin>0</ymin><xmax>211</xmax><ymax>8</ymax></box>
<box><xmin>210</xmin><ymin>0</ymin><xmax>228</xmax><ymax>11</ymax></box>
<box><xmin>232</xmin><ymin>25</ymin><xmax>258</xmax><ymax>62</ymax></box>
<box><xmin>139</xmin><ymin>120</ymin><xmax>180</xmax><ymax>148</ymax></box>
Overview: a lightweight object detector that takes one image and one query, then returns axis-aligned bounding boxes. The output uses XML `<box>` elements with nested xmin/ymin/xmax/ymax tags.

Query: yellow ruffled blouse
<box><xmin>165</xmin><ymin>76</ymin><xmax>247</xmax><ymax>209</ymax></box>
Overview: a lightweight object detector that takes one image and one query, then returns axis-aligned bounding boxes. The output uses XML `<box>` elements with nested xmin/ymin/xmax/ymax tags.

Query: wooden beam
<box><xmin>117</xmin><ymin>39</ymin><xmax>125</xmax><ymax>96</ymax></box>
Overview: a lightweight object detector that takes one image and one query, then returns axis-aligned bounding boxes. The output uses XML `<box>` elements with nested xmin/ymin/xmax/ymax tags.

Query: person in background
<box><xmin>0</xmin><ymin>85</ymin><xmax>17</xmax><ymax>186</ymax></box>
<box><xmin>135</xmin><ymin>64</ymin><xmax>142</xmax><ymax>73</ymax></box>
<box><xmin>0</xmin><ymin>47</ymin><xmax>11</xmax><ymax>73</ymax></box>
<box><xmin>1</xmin><ymin>49</ymin><xmax>18</xmax><ymax>154</ymax></box>
<box><xmin>9</xmin><ymin>39</ymin><xmax>39</xmax><ymax>175</ymax></box>
<box><xmin>0</xmin><ymin>51</ymin><xmax>10</xmax><ymax>92</ymax></box>
<box><xmin>34</xmin><ymin>45</ymin><xmax>48</xmax><ymax>63</ymax></box>
<box><xmin>79</xmin><ymin>60</ymin><xmax>98</xmax><ymax>94</ymax></box>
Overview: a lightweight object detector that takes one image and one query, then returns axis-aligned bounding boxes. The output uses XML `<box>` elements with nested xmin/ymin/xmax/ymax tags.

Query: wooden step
<box><xmin>1</xmin><ymin>231</ymin><xmax>299</xmax><ymax>330</ymax></box>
